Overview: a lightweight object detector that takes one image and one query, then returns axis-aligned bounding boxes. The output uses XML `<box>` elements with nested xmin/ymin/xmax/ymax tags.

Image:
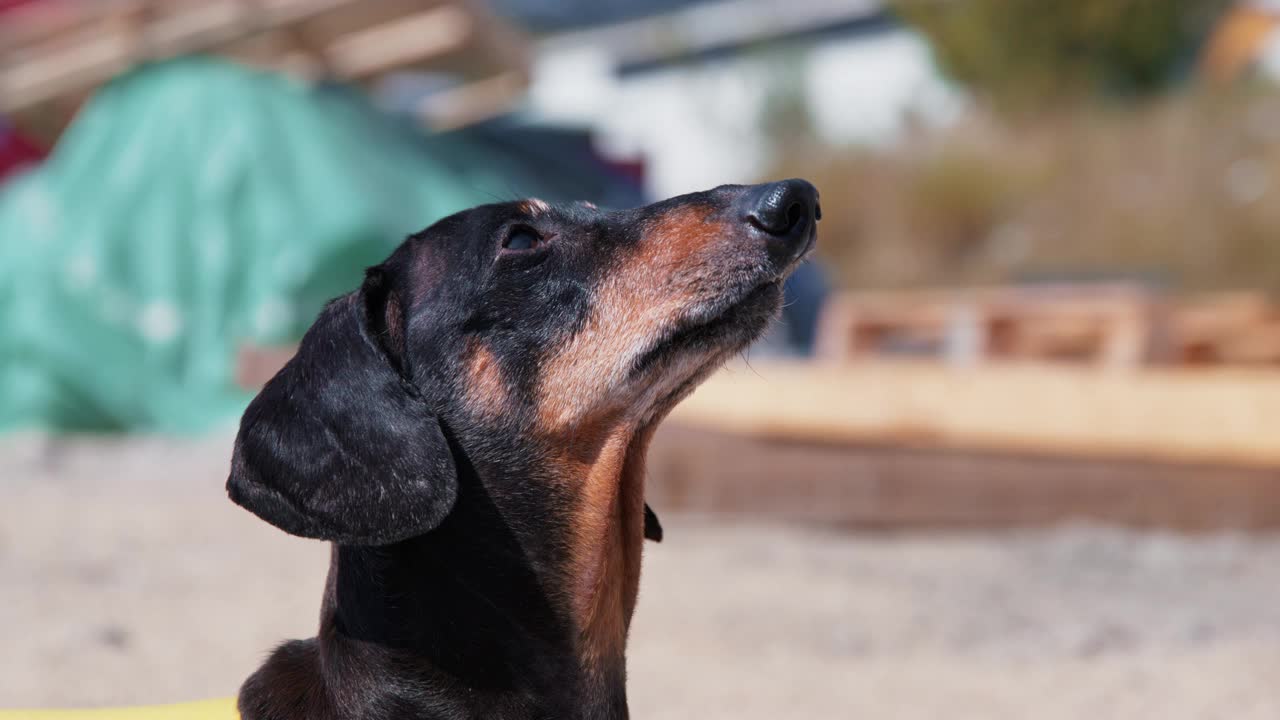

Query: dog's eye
<box><xmin>503</xmin><ymin>227</ymin><xmax>542</xmax><ymax>252</ymax></box>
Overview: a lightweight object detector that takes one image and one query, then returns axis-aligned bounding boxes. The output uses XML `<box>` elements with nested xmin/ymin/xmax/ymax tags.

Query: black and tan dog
<box><xmin>226</xmin><ymin>179</ymin><xmax>820</xmax><ymax>720</ymax></box>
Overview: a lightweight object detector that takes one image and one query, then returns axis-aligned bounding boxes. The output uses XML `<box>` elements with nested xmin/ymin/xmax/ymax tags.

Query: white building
<box><xmin>522</xmin><ymin>0</ymin><xmax>963</xmax><ymax>198</ymax></box>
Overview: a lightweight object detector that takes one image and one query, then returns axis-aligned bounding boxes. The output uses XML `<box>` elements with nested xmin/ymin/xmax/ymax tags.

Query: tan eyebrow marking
<box><xmin>518</xmin><ymin>198</ymin><xmax>550</xmax><ymax>216</ymax></box>
<box><xmin>465</xmin><ymin>342</ymin><xmax>509</xmax><ymax>418</ymax></box>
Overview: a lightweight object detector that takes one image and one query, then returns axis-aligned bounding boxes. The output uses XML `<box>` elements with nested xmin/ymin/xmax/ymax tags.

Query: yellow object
<box><xmin>0</xmin><ymin>698</ymin><xmax>237</xmax><ymax>720</ymax></box>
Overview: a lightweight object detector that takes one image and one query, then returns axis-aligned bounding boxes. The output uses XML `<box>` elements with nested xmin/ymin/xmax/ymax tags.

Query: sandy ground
<box><xmin>3</xmin><ymin>434</ymin><xmax>1280</xmax><ymax>718</ymax></box>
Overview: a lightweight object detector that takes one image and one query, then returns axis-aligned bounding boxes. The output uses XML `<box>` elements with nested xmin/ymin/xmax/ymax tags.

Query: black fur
<box><xmin>227</xmin><ymin>180</ymin><xmax>819</xmax><ymax>720</ymax></box>
<box><xmin>228</xmin><ymin>285</ymin><xmax>457</xmax><ymax>546</ymax></box>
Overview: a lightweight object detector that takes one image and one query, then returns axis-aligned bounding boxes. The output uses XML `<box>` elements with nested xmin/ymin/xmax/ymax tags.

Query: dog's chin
<box><xmin>627</xmin><ymin>281</ymin><xmax>783</xmax><ymax>422</ymax></box>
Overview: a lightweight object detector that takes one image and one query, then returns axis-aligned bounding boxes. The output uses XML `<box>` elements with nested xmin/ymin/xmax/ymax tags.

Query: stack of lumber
<box><xmin>0</xmin><ymin>0</ymin><xmax>529</xmax><ymax>140</ymax></box>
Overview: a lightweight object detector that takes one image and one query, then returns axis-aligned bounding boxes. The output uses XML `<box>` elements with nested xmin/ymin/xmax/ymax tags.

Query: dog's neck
<box><xmin>309</xmin><ymin>427</ymin><xmax>651</xmax><ymax>719</ymax></box>
<box><xmin>556</xmin><ymin>421</ymin><xmax>653</xmax><ymax>669</ymax></box>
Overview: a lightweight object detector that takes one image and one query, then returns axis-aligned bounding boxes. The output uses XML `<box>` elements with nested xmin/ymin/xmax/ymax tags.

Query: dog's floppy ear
<box><xmin>227</xmin><ymin>268</ymin><xmax>457</xmax><ymax>546</ymax></box>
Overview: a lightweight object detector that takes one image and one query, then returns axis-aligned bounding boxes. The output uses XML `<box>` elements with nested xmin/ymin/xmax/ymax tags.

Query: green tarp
<box><xmin>0</xmin><ymin>58</ymin><xmax>561</xmax><ymax>433</ymax></box>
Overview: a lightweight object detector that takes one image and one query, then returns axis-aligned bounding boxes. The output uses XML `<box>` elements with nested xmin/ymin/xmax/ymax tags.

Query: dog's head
<box><xmin>227</xmin><ymin>180</ymin><xmax>819</xmax><ymax>546</ymax></box>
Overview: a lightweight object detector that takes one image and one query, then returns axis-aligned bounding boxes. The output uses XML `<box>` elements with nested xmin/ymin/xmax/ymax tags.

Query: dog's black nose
<box><xmin>745</xmin><ymin>178</ymin><xmax>821</xmax><ymax>239</ymax></box>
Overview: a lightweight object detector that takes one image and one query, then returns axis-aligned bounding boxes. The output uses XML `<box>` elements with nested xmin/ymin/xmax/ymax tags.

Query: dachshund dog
<box><xmin>226</xmin><ymin>179</ymin><xmax>820</xmax><ymax>720</ymax></box>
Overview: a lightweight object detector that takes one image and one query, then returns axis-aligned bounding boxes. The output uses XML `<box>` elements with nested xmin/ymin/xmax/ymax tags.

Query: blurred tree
<box><xmin>893</xmin><ymin>0</ymin><xmax>1231</xmax><ymax>107</ymax></box>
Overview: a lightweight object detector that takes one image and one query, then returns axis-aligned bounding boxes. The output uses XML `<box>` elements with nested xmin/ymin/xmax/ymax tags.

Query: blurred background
<box><xmin>3</xmin><ymin>0</ymin><xmax>1280</xmax><ymax>717</ymax></box>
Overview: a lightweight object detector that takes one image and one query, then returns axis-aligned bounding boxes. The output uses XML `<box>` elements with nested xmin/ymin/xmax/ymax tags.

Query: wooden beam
<box><xmin>670</xmin><ymin>360</ymin><xmax>1280</xmax><ymax>468</ymax></box>
<box><xmin>647</xmin><ymin>424</ymin><xmax>1280</xmax><ymax>530</ymax></box>
<box><xmin>323</xmin><ymin>5</ymin><xmax>470</xmax><ymax>79</ymax></box>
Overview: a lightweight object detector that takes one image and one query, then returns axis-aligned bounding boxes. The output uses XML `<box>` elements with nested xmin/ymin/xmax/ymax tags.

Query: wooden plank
<box><xmin>669</xmin><ymin>360</ymin><xmax>1280</xmax><ymax>468</ymax></box>
<box><xmin>323</xmin><ymin>5</ymin><xmax>470</xmax><ymax>79</ymax></box>
<box><xmin>647</xmin><ymin>424</ymin><xmax>1280</xmax><ymax>530</ymax></box>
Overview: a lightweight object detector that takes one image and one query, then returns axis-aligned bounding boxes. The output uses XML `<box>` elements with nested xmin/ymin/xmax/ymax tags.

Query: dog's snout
<box><xmin>745</xmin><ymin>179</ymin><xmax>820</xmax><ymax>240</ymax></box>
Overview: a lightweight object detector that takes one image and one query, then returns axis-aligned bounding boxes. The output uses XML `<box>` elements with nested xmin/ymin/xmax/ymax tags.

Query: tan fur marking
<box><xmin>465</xmin><ymin>342</ymin><xmax>509</xmax><ymax>417</ymax></box>
<box><xmin>518</xmin><ymin>198</ymin><xmax>550</xmax><ymax>216</ymax></box>
<box><xmin>536</xmin><ymin>206</ymin><xmax>728</xmax><ymax>431</ymax></box>
<box><xmin>559</xmin><ymin>423</ymin><xmax>654</xmax><ymax>670</ymax></box>
<box><xmin>535</xmin><ymin>205</ymin><xmax>741</xmax><ymax>674</ymax></box>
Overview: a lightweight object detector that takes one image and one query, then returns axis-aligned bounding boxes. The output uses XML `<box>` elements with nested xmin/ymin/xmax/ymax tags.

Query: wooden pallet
<box><xmin>815</xmin><ymin>286</ymin><xmax>1280</xmax><ymax>368</ymax></box>
<box><xmin>1168</xmin><ymin>291</ymin><xmax>1280</xmax><ymax>366</ymax></box>
<box><xmin>814</xmin><ymin>284</ymin><xmax>1162</xmax><ymax>368</ymax></box>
